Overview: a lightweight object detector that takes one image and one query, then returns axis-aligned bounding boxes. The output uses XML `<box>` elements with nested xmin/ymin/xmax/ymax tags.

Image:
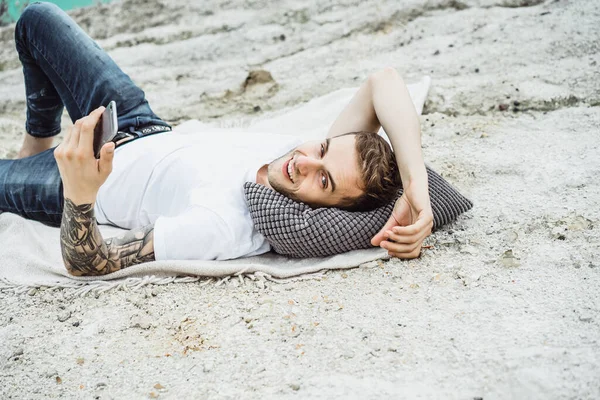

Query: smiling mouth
<box><xmin>285</xmin><ymin>157</ymin><xmax>294</xmax><ymax>183</ymax></box>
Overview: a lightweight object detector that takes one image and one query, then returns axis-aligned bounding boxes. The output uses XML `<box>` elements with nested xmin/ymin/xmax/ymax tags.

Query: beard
<box><xmin>266</xmin><ymin>150</ymin><xmax>302</xmax><ymax>202</ymax></box>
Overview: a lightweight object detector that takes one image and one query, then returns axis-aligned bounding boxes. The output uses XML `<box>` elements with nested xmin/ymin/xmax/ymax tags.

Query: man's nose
<box><xmin>295</xmin><ymin>155</ymin><xmax>321</xmax><ymax>176</ymax></box>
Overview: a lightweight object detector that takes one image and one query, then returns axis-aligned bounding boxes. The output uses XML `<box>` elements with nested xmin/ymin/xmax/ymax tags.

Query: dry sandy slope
<box><xmin>0</xmin><ymin>0</ymin><xmax>599</xmax><ymax>399</ymax></box>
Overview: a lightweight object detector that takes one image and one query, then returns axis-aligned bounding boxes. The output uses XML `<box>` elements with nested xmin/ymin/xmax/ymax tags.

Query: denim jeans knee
<box><xmin>18</xmin><ymin>2</ymin><xmax>63</xmax><ymax>22</ymax></box>
<box><xmin>15</xmin><ymin>1</ymin><xmax>170</xmax><ymax>139</ymax></box>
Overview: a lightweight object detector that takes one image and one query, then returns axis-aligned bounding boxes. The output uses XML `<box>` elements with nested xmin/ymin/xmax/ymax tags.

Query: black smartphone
<box><xmin>93</xmin><ymin>100</ymin><xmax>118</xmax><ymax>159</ymax></box>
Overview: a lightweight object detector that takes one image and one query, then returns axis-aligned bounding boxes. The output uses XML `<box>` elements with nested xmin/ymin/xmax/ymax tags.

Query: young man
<box><xmin>0</xmin><ymin>2</ymin><xmax>433</xmax><ymax>276</ymax></box>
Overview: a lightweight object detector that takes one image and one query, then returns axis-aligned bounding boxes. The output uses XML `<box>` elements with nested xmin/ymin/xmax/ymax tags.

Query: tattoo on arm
<box><xmin>60</xmin><ymin>198</ymin><xmax>155</xmax><ymax>276</ymax></box>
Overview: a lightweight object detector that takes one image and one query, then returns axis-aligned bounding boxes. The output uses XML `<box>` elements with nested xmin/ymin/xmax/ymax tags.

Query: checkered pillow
<box><xmin>244</xmin><ymin>166</ymin><xmax>473</xmax><ymax>258</ymax></box>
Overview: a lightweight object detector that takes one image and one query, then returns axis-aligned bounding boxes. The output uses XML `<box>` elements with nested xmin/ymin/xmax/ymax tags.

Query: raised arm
<box><xmin>327</xmin><ymin>76</ymin><xmax>381</xmax><ymax>138</ymax></box>
<box><xmin>54</xmin><ymin>107</ymin><xmax>155</xmax><ymax>276</ymax></box>
<box><xmin>329</xmin><ymin>67</ymin><xmax>425</xmax><ymax>182</ymax></box>
<box><xmin>328</xmin><ymin>67</ymin><xmax>433</xmax><ymax>259</ymax></box>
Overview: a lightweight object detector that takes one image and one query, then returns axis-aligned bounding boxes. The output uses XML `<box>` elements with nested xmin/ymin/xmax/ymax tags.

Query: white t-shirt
<box><xmin>94</xmin><ymin>129</ymin><xmax>301</xmax><ymax>261</ymax></box>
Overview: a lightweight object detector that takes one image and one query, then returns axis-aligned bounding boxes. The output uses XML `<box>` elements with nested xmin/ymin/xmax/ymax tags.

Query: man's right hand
<box><xmin>54</xmin><ymin>106</ymin><xmax>114</xmax><ymax>205</ymax></box>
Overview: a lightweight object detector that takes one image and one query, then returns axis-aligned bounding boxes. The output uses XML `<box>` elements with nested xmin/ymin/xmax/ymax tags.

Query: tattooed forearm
<box><xmin>60</xmin><ymin>198</ymin><xmax>155</xmax><ymax>276</ymax></box>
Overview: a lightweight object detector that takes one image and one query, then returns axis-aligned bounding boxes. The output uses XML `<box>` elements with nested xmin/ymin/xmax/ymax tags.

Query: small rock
<box><xmin>72</xmin><ymin>321</ymin><xmax>80</xmax><ymax>327</ymax></box>
<box><xmin>456</xmin><ymin>270</ymin><xmax>481</xmax><ymax>286</ymax></box>
<box><xmin>58</xmin><ymin>311</ymin><xmax>71</xmax><ymax>322</ymax></box>
<box><xmin>500</xmin><ymin>249</ymin><xmax>520</xmax><ymax>268</ymax></box>
<box><xmin>341</xmin><ymin>351</ymin><xmax>355</xmax><ymax>359</ymax></box>
<box><xmin>579</xmin><ymin>315</ymin><xmax>592</xmax><ymax>323</ymax></box>
<box><xmin>11</xmin><ymin>348</ymin><xmax>24</xmax><ymax>358</ymax></box>
<box><xmin>96</xmin><ymin>382</ymin><xmax>107</xmax><ymax>389</ymax></box>
<box><xmin>480</xmin><ymin>133</ymin><xmax>489</xmax><ymax>138</ymax></box>
<box><xmin>253</xmin><ymin>105</ymin><xmax>261</xmax><ymax>112</ymax></box>
<box><xmin>279</xmin><ymin>34</ymin><xmax>286</xmax><ymax>41</ymax></box>
<box><xmin>45</xmin><ymin>370</ymin><xmax>58</xmax><ymax>378</ymax></box>
<box><xmin>243</xmin><ymin>69</ymin><xmax>275</xmax><ymax>89</ymax></box>
<box><xmin>474</xmin><ymin>68</ymin><xmax>480</xmax><ymax>73</ymax></box>
<box><xmin>289</xmin><ymin>383</ymin><xmax>301</xmax><ymax>391</ymax></box>
<box><xmin>499</xmin><ymin>103</ymin><xmax>509</xmax><ymax>111</ymax></box>
<box><xmin>27</xmin><ymin>288</ymin><xmax>38</xmax><ymax>296</ymax></box>
<box><xmin>567</xmin><ymin>215</ymin><xmax>592</xmax><ymax>231</ymax></box>
<box><xmin>151</xmin><ymin>288</ymin><xmax>159</xmax><ymax>297</ymax></box>
<box><xmin>131</xmin><ymin>316</ymin><xmax>152</xmax><ymax>330</ymax></box>
<box><xmin>433</xmin><ymin>50</ymin><xmax>440</xmax><ymax>55</ymax></box>
<box><xmin>513</xmin><ymin>100</ymin><xmax>520</xmax><ymax>106</ymax></box>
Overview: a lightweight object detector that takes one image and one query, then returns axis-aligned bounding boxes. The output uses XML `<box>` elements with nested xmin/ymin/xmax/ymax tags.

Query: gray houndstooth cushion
<box><xmin>244</xmin><ymin>166</ymin><xmax>473</xmax><ymax>258</ymax></box>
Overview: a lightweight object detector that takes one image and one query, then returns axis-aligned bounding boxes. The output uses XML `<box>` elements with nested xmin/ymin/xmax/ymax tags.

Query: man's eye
<box><xmin>320</xmin><ymin>143</ymin><xmax>325</xmax><ymax>157</ymax></box>
<box><xmin>321</xmin><ymin>174</ymin><xmax>328</xmax><ymax>188</ymax></box>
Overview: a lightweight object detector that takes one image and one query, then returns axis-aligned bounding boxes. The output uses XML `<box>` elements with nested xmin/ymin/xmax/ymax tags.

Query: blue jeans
<box><xmin>0</xmin><ymin>2</ymin><xmax>171</xmax><ymax>227</ymax></box>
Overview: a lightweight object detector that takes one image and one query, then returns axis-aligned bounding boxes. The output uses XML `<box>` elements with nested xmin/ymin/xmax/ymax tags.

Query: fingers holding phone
<box><xmin>54</xmin><ymin>105</ymin><xmax>116</xmax><ymax>205</ymax></box>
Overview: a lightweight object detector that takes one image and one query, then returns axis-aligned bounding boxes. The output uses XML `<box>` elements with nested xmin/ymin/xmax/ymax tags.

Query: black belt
<box><xmin>113</xmin><ymin>124</ymin><xmax>172</xmax><ymax>148</ymax></box>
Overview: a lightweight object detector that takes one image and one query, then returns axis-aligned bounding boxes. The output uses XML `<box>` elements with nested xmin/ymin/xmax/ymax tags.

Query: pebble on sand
<box><xmin>57</xmin><ymin>311</ymin><xmax>71</xmax><ymax>322</ymax></box>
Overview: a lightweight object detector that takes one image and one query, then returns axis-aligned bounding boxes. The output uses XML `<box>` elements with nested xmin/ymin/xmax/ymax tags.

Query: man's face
<box><xmin>265</xmin><ymin>135</ymin><xmax>364</xmax><ymax>208</ymax></box>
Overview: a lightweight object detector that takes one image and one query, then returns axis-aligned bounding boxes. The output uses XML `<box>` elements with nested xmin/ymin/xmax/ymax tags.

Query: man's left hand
<box><xmin>371</xmin><ymin>179</ymin><xmax>433</xmax><ymax>259</ymax></box>
<box><xmin>54</xmin><ymin>106</ymin><xmax>115</xmax><ymax>205</ymax></box>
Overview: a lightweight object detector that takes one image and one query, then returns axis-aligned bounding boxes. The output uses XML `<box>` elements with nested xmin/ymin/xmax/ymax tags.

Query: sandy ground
<box><xmin>0</xmin><ymin>0</ymin><xmax>599</xmax><ymax>398</ymax></box>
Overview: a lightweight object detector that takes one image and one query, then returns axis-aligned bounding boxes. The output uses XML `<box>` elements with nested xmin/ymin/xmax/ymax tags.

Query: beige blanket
<box><xmin>0</xmin><ymin>77</ymin><xmax>430</xmax><ymax>293</ymax></box>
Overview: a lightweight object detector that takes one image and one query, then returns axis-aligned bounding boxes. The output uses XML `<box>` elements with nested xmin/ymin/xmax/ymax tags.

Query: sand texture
<box><xmin>0</xmin><ymin>0</ymin><xmax>599</xmax><ymax>398</ymax></box>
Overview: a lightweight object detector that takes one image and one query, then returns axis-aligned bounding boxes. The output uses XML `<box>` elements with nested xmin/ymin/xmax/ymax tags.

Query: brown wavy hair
<box><xmin>337</xmin><ymin>131</ymin><xmax>402</xmax><ymax>212</ymax></box>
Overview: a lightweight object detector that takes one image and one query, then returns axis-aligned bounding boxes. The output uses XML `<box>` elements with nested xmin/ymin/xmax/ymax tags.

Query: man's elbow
<box><xmin>64</xmin><ymin>262</ymin><xmax>84</xmax><ymax>276</ymax></box>
<box><xmin>63</xmin><ymin>258</ymin><xmax>100</xmax><ymax>277</ymax></box>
